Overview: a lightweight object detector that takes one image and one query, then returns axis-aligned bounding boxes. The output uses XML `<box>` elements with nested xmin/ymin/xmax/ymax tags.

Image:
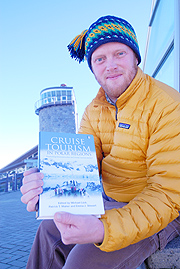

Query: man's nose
<box><xmin>106</xmin><ymin>59</ymin><xmax>118</xmax><ymax>71</ymax></box>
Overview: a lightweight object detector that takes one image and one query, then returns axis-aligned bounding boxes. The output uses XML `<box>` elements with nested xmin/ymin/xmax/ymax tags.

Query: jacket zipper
<box><xmin>115</xmin><ymin>103</ymin><xmax>118</xmax><ymax>121</ymax></box>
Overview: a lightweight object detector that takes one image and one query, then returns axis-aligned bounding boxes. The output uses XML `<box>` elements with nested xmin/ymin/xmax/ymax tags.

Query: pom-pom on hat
<box><xmin>68</xmin><ymin>15</ymin><xmax>141</xmax><ymax>71</ymax></box>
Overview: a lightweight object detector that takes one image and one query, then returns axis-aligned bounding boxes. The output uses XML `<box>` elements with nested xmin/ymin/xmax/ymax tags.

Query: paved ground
<box><xmin>0</xmin><ymin>191</ymin><xmax>41</xmax><ymax>268</ymax></box>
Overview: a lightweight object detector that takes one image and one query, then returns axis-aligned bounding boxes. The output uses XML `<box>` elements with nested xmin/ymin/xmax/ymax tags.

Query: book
<box><xmin>36</xmin><ymin>131</ymin><xmax>105</xmax><ymax>219</ymax></box>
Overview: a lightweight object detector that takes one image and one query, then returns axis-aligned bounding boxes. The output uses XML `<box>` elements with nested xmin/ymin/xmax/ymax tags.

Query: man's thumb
<box><xmin>54</xmin><ymin>212</ymin><xmax>72</xmax><ymax>224</ymax></box>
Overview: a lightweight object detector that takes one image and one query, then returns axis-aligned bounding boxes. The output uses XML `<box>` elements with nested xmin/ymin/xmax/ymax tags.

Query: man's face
<box><xmin>91</xmin><ymin>42</ymin><xmax>138</xmax><ymax>102</ymax></box>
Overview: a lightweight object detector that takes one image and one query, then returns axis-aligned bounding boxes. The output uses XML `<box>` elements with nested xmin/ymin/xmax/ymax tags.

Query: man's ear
<box><xmin>136</xmin><ymin>57</ymin><xmax>138</xmax><ymax>65</ymax></box>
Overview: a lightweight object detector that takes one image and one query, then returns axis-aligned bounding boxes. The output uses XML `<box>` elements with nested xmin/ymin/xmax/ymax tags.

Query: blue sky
<box><xmin>0</xmin><ymin>0</ymin><xmax>152</xmax><ymax>169</ymax></box>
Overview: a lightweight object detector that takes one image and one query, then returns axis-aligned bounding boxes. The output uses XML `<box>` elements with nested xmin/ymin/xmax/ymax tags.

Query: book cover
<box><xmin>37</xmin><ymin>131</ymin><xmax>105</xmax><ymax>219</ymax></box>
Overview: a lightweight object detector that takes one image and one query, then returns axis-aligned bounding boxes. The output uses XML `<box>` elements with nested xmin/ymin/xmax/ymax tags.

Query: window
<box><xmin>144</xmin><ymin>0</ymin><xmax>174</xmax><ymax>76</ymax></box>
<box><xmin>155</xmin><ymin>48</ymin><xmax>174</xmax><ymax>88</ymax></box>
<box><xmin>67</xmin><ymin>90</ymin><xmax>71</xmax><ymax>96</ymax></box>
<box><xmin>56</xmin><ymin>91</ymin><xmax>61</xmax><ymax>96</ymax></box>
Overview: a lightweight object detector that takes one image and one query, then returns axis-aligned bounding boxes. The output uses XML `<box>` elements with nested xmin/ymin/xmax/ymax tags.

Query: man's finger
<box><xmin>26</xmin><ymin>196</ymin><xmax>39</xmax><ymax>212</ymax></box>
<box><xmin>23</xmin><ymin>172</ymin><xmax>44</xmax><ymax>185</ymax></box>
<box><xmin>54</xmin><ymin>212</ymin><xmax>82</xmax><ymax>227</ymax></box>
<box><xmin>21</xmin><ymin>187</ymin><xmax>43</xmax><ymax>204</ymax></box>
<box><xmin>23</xmin><ymin>167</ymin><xmax>39</xmax><ymax>176</ymax></box>
<box><xmin>54</xmin><ymin>212</ymin><xmax>74</xmax><ymax>224</ymax></box>
<box><xmin>20</xmin><ymin>179</ymin><xmax>43</xmax><ymax>195</ymax></box>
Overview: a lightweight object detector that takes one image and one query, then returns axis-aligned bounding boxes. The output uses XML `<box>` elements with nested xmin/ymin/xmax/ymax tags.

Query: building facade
<box><xmin>143</xmin><ymin>0</ymin><xmax>180</xmax><ymax>93</ymax></box>
<box><xmin>0</xmin><ymin>146</ymin><xmax>38</xmax><ymax>192</ymax></box>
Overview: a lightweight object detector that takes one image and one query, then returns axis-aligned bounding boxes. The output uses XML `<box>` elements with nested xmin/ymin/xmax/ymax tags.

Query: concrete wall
<box><xmin>39</xmin><ymin>104</ymin><xmax>76</xmax><ymax>133</ymax></box>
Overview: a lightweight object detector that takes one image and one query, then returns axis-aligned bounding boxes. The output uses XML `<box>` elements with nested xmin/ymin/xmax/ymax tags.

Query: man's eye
<box><xmin>96</xmin><ymin>57</ymin><xmax>103</xmax><ymax>62</ymax></box>
<box><xmin>117</xmin><ymin>52</ymin><xmax>125</xmax><ymax>56</ymax></box>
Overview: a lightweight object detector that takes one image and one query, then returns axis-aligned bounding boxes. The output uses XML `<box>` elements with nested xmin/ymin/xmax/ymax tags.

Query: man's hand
<box><xmin>54</xmin><ymin>212</ymin><xmax>104</xmax><ymax>245</ymax></box>
<box><xmin>20</xmin><ymin>167</ymin><xmax>44</xmax><ymax>212</ymax></box>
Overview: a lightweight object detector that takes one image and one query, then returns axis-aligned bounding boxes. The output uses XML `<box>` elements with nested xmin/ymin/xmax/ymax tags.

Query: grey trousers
<box><xmin>26</xmin><ymin>198</ymin><xmax>180</xmax><ymax>269</ymax></box>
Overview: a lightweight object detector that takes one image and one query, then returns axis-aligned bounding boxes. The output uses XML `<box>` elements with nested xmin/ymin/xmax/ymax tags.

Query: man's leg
<box><xmin>63</xmin><ymin>234</ymin><xmax>157</xmax><ymax>269</ymax></box>
<box><xmin>26</xmin><ymin>220</ymin><xmax>75</xmax><ymax>269</ymax></box>
<box><xmin>63</xmin><ymin>213</ymin><xmax>180</xmax><ymax>269</ymax></box>
<box><xmin>26</xmin><ymin>198</ymin><xmax>180</xmax><ymax>269</ymax></box>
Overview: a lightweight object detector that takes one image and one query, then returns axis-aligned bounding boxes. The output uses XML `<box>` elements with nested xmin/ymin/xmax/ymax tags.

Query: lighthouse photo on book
<box><xmin>37</xmin><ymin>131</ymin><xmax>105</xmax><ymax>219</ymax></box>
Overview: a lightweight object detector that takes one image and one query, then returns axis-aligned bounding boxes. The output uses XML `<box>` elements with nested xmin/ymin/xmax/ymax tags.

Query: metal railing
<box><xmin>0</xmin><ymin>173</ymin><xmax>23</xmax><ymax>192</ymax></box>
<box><xmin>35</xmin><ymin>97</ymin><xmax>75</xmax><ymax>115</ymax></box>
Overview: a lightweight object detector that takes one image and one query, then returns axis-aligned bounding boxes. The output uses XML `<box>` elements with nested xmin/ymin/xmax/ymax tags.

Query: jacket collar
<box><xmin>116</xmin><ymin>67</ymin><xmax>144</xmax><ymax>108</ymax></box>
<box><xmin>105</xmin><ymin>92</ymin><xmax>116</xmax><ymax>106</ymax></box>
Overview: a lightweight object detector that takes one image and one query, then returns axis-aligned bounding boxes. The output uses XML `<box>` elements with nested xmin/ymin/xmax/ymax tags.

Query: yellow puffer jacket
<box><xmin>79</xmin><ymin>67</ymin><xmax>180</xmax><ymax>252</ymax></box>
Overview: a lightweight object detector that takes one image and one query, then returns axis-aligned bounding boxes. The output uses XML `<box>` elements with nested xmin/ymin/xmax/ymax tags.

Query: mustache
<box><xmin>106</xmin><ymin>69</ymin><xmax>124</xmax><ymax>75</ymax></box>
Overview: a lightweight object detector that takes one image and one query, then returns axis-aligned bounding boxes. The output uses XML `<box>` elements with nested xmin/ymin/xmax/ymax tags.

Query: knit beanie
<box><xmin>68</xmin><ymin>15</ymin><xmax>141</xmax><ymax>71</ymax></box>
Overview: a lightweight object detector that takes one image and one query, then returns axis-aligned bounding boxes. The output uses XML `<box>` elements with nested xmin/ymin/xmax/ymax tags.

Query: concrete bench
<box><xmin>145</xmin><ymin>236</ymin><xmax>180</xmax><ymax>268</ymax></box>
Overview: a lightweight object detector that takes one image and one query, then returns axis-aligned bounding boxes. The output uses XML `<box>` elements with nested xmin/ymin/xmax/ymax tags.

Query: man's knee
<box><xmin>38</xmin><ymin>219</ymin><xmax>60</xmax><ymax>241</ymax></box>
<box><xmin>39</xmin><ymin>219</ymin><xmax>55</xmax><ymax>232</ymax></box>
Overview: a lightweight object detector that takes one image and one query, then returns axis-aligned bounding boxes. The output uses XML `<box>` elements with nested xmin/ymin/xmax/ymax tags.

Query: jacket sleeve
<box><xmin>97</xmin><ymin>99</ymin><xmax>180</xmax><ymax>252</ymax></box>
